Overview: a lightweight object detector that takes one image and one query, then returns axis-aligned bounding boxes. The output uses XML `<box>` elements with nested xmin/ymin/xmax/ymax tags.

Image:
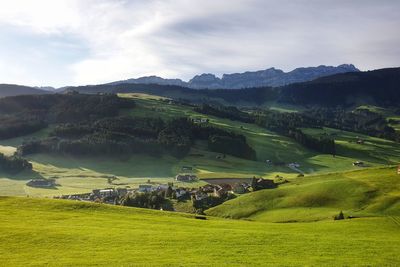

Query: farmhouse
<box><xmin>193</xmin><ymin>191</ymin><xmax>208</xmax><ymax>201</ymax></box>
<box><xmin>192</xmin><ymin>117</ymin><xmax>209</xmax><ymax>124</ymax></box>
<box><xmin>200</xmin><ymin>184</ymin><xmax>215</xmax><ymax>193</ymax></box>
<box><xmin>116</xmin><ymin>188</ymin><xmax>128</xmax><ymax>196</ymax></box>
<box><xmin>26</xmin><ymin>178</ymin><xmax>56</xmax><ymax>188</ymax></box>
<box><xmin>213</xmin><ymin>184</ymin><xmax>232</xmax><ymax>197</ymax></box>
<box><xmin>138</xmin><ymin>185</ymin><xmax>153</xmax><ymax>193</ymax></box>
<box><xmin>175</xmin><ymin>188</ymin><xmax>188</xmax><ymax>199</ymax></box>
<box><xmin>175</xmin><ymin>174</ymin><xmax>197</xmax><ymax>182</ymax></box>
<box><xmin>288</xmin><ymin>162</ymin><xmax>301</xmax><ymax>168</ymax></box>
<box><xmin>156</xmin><ymin>184</ymin><xmax>170</xmax><ymax>191</ymax></box>
<box><xmin>92</xmin><ymin>189</ymin><xmax>116</xmax><ymax>198</ymax></box>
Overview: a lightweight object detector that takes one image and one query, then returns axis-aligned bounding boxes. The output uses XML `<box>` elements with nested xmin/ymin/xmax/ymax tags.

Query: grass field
<box><xmin>206</xmin><ymin>166</ymin><xmax>400</xmax><ymax>223</ymax></box>
<box><xmin>0</xmin><ymin>196</ymin><xmax>399</xmax><ymax>266</ymax></box>
<box><xmin>0</xmin><ymin>94</ymin><xmax>399</xmax><ymax>197</ymax></box>
<box><xmin>355</xmin><ymin>105</ymin><xmax>400</xmax><ymax>133</ymax></box>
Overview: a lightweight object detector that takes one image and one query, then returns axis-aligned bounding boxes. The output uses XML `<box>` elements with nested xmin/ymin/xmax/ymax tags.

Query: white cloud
<box><xmin>0</xmin><ymin>0</ymin><xmax>399</xmax><ymax>86</ymax></box>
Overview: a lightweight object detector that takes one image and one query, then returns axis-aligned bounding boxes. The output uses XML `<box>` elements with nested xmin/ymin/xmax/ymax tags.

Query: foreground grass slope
<box><xmin>206</xmin><ymin>167</ymin><xmax>400</xmax><ymax>222</ymax></box>
<box><xmin>0</xmin><ymin>197</ymin><xmax>399</xmax><ymax>266</ymax></box>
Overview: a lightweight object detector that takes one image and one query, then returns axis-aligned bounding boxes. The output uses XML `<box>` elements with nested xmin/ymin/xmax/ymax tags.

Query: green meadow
<box><xmin>206</xmin><ymin>167</ymin><xmax>400</xmax><ymax>222</ymax></box>
<box><xmin>0</xmin><ymin>196</ymin><xmax>399</xmax><ymax>266</ymax></box>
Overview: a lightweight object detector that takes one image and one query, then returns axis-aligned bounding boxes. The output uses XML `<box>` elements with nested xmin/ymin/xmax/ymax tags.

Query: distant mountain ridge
<box><xmin>3</xmin><ymin>66</ymin><xmax>398</xmax><ymax>109</ymax></box>
<box><xmin>0</xmin><ymin>84</ymin><xmax>51</xmax><ymax>98</ymax></box>
<box><xmin>110</xmin><ymin>64</ymin><xmax>360</xmax><ymax>89</ymax></box>
<box><xmin>66</xmin><ymin>67</ymin><xmax>400</xmax><ymax>108</ymax></box>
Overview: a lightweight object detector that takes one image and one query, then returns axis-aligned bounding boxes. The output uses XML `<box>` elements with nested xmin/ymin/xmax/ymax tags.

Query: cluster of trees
<box><xmin>18</xmin><ymin>116</ymin><xmax>256</xmax><ymax>160</ymax></box>
<box><xmin>120</xmin><ymin>191</ymin><xmax>169</xmax><ymax>210</ymax></box>
<box><xmin>192</xmin><ymin>194</ymin><xmax>236</xmax><ymax>214</ymax></box>
<box><xmin>0</xmin><ymin>114</ymin><xmax>47</xmax><ymax>140</ymax></box>
<box><xmin>208</xmin><ymin>135</ymin><xmax>256</xmax><ymax>160</ymax></box>
<box><xmin>304</xmin><ymin>108</ymin><xmax>400</xmax><ymax>142</ymax></box>
<box><xmin>287</xmin><ymin>129</ymin><xmax>336</xmax><ymax>154</ymax></box>
<box><xmin>0</xmin><ymin>94</ymin><xmax>136</xmax><ymax>140</ymax></box>
<box><xmin>194</xmin><ymin>104</ymin><xmax>255</xmax><ymax>123</ymax></box>
<box><xmin>0</xmin><ymin>153</ymin><xmax>32</xmax><ymax>174</ymax></box>
<box><xmin>254</xmin><ymin>110</ymin><xmax>336</xmax><ymax>154</ymax></box>
<box><xmin>0</xmin><ymin>93</ymin><xmax>135</xmax><ymax>121</ymax></box>
<box><xmin>254</xmin><ymin>110</ymin><xmax>316</xmax><ymax>131</ymax></box>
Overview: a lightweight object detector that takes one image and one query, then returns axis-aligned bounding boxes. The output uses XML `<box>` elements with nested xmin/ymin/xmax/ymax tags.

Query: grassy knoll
<box><xmin>0</xmin><ymin>196</ymin><xmax>399</xmax><ymax>266</ymax></box>
<box><xmin>206</xmin><ymin>166</ymin><xmax>400</xmax><ymax>223</ymax></box>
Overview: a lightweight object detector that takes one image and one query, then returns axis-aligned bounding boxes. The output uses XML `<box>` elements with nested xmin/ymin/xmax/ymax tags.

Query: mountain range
<box><xmin>1</xmin><ymin>65</ymin><xmax>399</xmax><ymax>109</ymax></box>
<box><xmin>109</xmin><ymin>64</ymin><xmax>359</xmax><ymax>89</ymax></box>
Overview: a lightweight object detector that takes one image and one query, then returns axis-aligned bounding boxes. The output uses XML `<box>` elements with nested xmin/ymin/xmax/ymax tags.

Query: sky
<box><xmin>0</xmin><ymin>0</ymin><xmax>399</xmax><ymax>87</ymax></box>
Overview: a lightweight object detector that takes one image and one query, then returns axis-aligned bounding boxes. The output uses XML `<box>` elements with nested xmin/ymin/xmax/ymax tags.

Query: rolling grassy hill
<box><xmin>0</xmin><ymin>93</ymin><xmax>400</xmax><ymax>197</ymax></box>
<box><xmin>0</xmin><ymin>196</ymin><xmax>399</xmax><ymax>266</ymax></box>
<box><xmin>206</xmin><ymin>167</ymin><xmax>400</xmax><ymax>222</ymax></box>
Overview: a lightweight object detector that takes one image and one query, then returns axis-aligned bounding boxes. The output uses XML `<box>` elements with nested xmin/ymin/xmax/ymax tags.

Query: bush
<box><xmin>334</xmin><ymin>211</ymin><xmax>345</xmax><ymax>220</ymax></box>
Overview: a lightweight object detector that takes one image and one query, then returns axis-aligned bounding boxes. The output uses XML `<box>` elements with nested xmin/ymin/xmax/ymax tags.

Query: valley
<box><xmin>1</xmin><ymin>93</ymin><xmax>399</xmax><ymax>198</ymax></box>
<box><xmin>0</xmin><ymin>71</ymin><xmax>399</xmax><ymax>267</ymax></box>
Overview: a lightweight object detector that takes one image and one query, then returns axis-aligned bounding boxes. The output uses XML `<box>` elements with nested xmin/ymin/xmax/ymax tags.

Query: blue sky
<box><xmin>0</xmin><ymin>0</ymin><xmax>399</xmax><ymax>87</ymax></box>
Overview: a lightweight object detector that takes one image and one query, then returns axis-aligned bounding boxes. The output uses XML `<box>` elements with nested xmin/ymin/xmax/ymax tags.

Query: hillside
<box><xmin>0</xmin><ymin>84</ymin><xmax>51</xmax><ymax>97</ymax></box>
<box><xmin>0</xmin><ymin>196</ymin><xmax>399</xmax><ymax>266</ymax></box>
<box><xmin>279</xmin><ymin>67</ymin><xmax>400</xmax><ymax>107</ymax></box>
<box><xmin>206</xmin><ymin>167</ymin><xmax>400</xmax><ymax>222</ymax></box>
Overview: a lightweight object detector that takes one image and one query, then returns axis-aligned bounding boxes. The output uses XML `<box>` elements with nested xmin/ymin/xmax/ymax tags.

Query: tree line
<box><xmin>0</xmin><ymin>93</ymin><xmax>136</xmax><ymax>140</ymax></box>
<box><xmin>194</xmin><ymin>104</ymin><xmax>255</xmax><ymax>123</ymax></box>
<box><xmin>0</xmin><ymin>153</ymin><xmax>32</xmax><ymax>174</ymax></box>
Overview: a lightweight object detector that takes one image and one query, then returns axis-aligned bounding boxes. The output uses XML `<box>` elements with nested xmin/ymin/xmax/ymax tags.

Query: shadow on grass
<box><xmin>0</xmin><ymin>169</ymin><xmax>44</xmax><ymax>181</ymax></box>
<box><xmin>27</xmin><ymin>153</ymin><xmax>176</xmax><ymax>178</ymax></box>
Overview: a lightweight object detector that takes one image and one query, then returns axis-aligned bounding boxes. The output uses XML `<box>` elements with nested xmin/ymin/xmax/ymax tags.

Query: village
<box><xmin>44</xmin><ymin>173</ymin><xmax>279</xmax><ymax>214</ymax></box>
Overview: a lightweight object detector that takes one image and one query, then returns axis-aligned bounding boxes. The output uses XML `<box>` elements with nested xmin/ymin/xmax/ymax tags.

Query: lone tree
<box><xmin>334</xmin><ymin>211</ymin><xmax>345</xmax><ymax>220</ymax></box>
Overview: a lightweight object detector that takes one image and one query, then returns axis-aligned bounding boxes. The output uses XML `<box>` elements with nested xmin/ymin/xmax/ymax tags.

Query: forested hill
<box><xmin>279</xmin><ymin>67</ymin><xmax>400</xmax><ymax>107</ymax></box>
<box><xmin>65</xmin><ymin>67</ymin><xmax>400</xmax><ymax>108</ymax></box>
<box><xmin>0</xmin><ymin>84</ymin><xmax>51</xmax><ymax>97</ymax></box>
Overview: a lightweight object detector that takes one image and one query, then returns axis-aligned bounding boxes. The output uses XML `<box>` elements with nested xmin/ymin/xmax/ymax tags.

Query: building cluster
<box><xmin>53</xmin><ymin>177</ymin><xmax>278</xmax><ymax>211</ymax></box>
<box><xmin>175</xmin><ymin>174</ymin><xmax>197</xmax><ymax>182</ymax></box>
